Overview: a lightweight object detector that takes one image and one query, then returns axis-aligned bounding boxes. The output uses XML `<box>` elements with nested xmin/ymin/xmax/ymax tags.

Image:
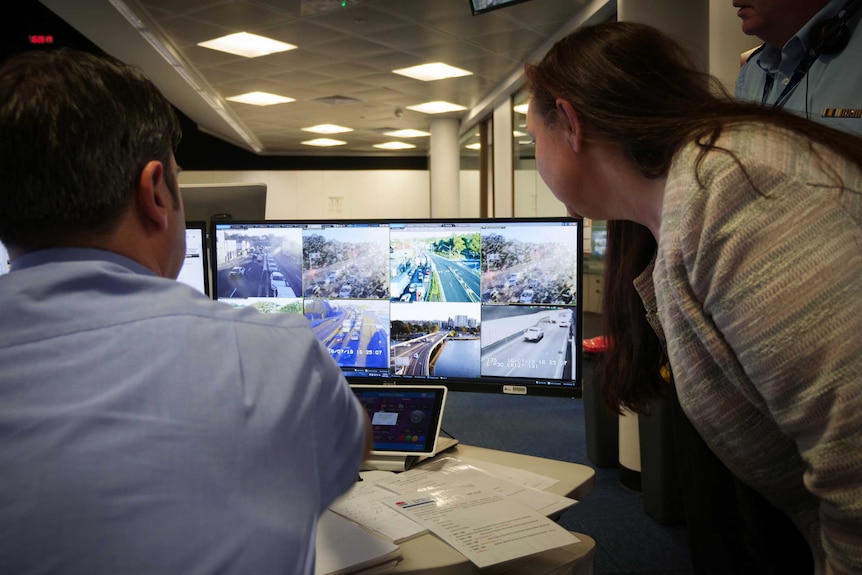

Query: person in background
<box><xmin>525</xmin><ymin>21</ymin><xmax>862</xmax><ymax>575</ymax></box>
<box><xmin>0</xmin><ymin>48</ymin><xmax>371</xmax><ymax>575</ymax></box>
<box><xmin>734</xmin><ymin>0</ymin><xmax>862</xmax><ymax>136</ymax></box>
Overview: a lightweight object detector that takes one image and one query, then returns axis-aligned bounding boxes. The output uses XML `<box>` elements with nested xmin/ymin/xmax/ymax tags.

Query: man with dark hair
<box><xmin>734</xmin><ymin>0</ymin><xmax>862</xmax><ymax>135</ymax></box>
<box><xmin>0</xmin><ymin>48</ymin><xmax>371</xmax><ymax>575</ymax></box>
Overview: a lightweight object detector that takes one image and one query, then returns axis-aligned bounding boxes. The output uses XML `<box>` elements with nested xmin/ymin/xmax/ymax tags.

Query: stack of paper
<box><xmin>314</xmin><ymin>510</ymin><xmax>402</xmax><ymax>575</ymax></box>
<box><xmin>327</xmin><ymin>456</ymin><xmax>581</xmax><ymax>569</ymax></box>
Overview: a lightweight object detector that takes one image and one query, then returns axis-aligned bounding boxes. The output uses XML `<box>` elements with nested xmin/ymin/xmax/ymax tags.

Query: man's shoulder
<box><xmin>735</xmin><ymin>45</ymin><xmax>768</xmax><ymax>101</ymax></box>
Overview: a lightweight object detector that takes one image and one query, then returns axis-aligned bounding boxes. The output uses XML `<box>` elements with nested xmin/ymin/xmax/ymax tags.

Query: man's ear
<box><xmin>135</xmin><ymin>160</ymin><xmax>169</xmax><ymax>232</ymax></box>
<box><xmin>555</xmin><ymin>98</ymin><xmax>582</xmax><ymax>153</ymax></box>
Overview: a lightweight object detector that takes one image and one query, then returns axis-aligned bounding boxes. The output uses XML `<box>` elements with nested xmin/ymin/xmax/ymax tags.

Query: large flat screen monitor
<box><xmin>210</xmin><ymin>218</ymin><xmax>583</xmax><ymax>397</ymax></box>
<box><xmin>469</xmin><ymin>0</ymin><xmax>534</xmax><ymax>16</ymax></box>
<box><xmin>0</xmin><ymin>239</ymin><xmax>9</xmax><ymax>275</ymax></box>
<box><xmin>178</xmin><ymin>221</ymin><xmax>210</xmax><ymax>297</ymax></box>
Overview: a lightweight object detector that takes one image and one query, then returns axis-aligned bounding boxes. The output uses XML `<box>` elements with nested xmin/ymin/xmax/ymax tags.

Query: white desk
<box><xmin>382</xmin><ymin>443</ymin><xmax>597</xmax><ymax>575</ymax></box>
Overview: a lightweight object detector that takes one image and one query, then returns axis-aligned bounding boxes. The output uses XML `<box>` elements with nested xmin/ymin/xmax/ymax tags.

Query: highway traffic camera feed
<box><xmin>480</xmin><ymin>227</ymin><xmax>579</xmax><ymax>306</ymax></box>
<box><xmin>305</xmin><ymin>299</ymin><xmax>390</xmax><ymax>369</ymax></box>
<box><xmin>389</xmin><ymin>229</ymin><xmax>481</xmax><ymax>303</ymax></box>
<box><xmin>302</xmin><ymin>227</ymin><xmax>390</xmax><ymax>300</ymax></box>
<box><xmin>214</xmin><ymin>227</ymin><xmax>303</xmax><ymax>300</ymax></box>
<box><xmin>481</xmin><ymin>305</ymin><xmax>576</xmax><ymax>381</ymax></box>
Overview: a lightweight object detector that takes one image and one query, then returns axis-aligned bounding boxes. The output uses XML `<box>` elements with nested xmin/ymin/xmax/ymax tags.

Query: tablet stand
<box><xmin>361</xmin><ymin>454</ymin><xmax>419</xmax><ymax>472</ymax></box>
<box><xmin>360</xmin><ymin>437</ymin><xmax>460</xmax><ymax>472</ymax></box>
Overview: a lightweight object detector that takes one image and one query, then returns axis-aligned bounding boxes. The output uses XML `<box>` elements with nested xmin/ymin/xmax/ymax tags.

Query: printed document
<box><xmin>376</xmin><ymin>456</ymin><xmax>577</xmax><ymax>517</ymax></box>
<box><xmin>383</xmin><ymin>484</ymin><xmax>579</xmax><ymax>568</ymax></box>
<box><xmin>329</xmin><ymin>480</ymin><xmax>428</xmax><ymax>544</ymax></box>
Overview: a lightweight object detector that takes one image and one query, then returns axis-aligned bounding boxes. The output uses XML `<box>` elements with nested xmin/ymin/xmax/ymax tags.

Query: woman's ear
<box><xmin>555</xmin><ymin>98</ymin><xmax>582</xmax><ymax>153</ymax></box>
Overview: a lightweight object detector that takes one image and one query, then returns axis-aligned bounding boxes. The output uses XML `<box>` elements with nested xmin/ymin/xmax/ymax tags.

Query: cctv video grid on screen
<box><xmin>211</xmin><ymin>218</ymin><xmax>584</xmax><ymax>397</ymax></box>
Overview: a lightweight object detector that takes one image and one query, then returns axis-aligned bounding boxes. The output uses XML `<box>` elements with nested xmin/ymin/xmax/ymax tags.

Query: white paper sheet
<box><xmin>329</xmin><ymin>480</ymin><xmax>428</xmax><ymax>543</ymax></box>
<box><xmin>383</xmin><ymin>485</ymin><xmax>579</xmax><ymax>568</ymax></box>
<box><xmin>375</xmin><ymin>456</ymin><xmax>577</xmax><ymax>517</ymax></box>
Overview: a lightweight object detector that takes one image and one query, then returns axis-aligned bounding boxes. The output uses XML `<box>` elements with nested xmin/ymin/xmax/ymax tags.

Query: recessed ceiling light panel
<box><xmin>302</xmin><ymin>124</ymin><xmax>353</xmax><ymax>134</ymax></box>
<box><xmin>226</xmin><ymin>91</ymin><xmax>295</xmax><ymax>106</ymax></box>
<box><xmin>383</xmin><ymin>129</ymin><xmax>430</xmax><ymax>138</ymax></box>
<box><xmin>392</xmin><ymin>62</ymin><xmax>473</xmax><ymax>82</ymax></box>
<box><xmin>301</xmin><ymin>138</ymin><xmax>347</xmax><ymax>147</ymax></box>
<box><xmin>373</xmin><ymin>142</ymin><xmax>416</xmax><ymax>150</ymax></box>
<box><xmin>406</xmin><ymin>101</ymin><xmax>467</xmax><ymax>114</ymax></box>
<box><xmin>198</xmin><ymin>32</ymin><xmax>297</xmax><ymax>58</ymax></box>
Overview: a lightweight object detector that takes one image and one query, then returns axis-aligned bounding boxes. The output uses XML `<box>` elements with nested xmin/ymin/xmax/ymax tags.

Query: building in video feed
<box><xmin>213</xmin><ymin>225</ymin><xmax>303</xmax><ymax>300</ymax></box>
<box><xmin>302</xmin><ymin>226</ymin><xmax>389</xmax><ymax>300</ymax></box>
<box><xmin>304</xmin><ymin>298</ymin><xmax>390</xmax><ymax>369</ymax></box>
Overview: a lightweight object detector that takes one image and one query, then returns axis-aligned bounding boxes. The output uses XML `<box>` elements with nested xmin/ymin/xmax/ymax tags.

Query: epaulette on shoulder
<box><xmin>746</xmin><ymin>43</ymin><xmax>767</xmax><ymax>63</ymax></box>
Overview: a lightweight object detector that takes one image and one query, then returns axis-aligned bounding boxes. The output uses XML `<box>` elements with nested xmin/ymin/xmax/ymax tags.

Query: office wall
<box><xmin>515</xmin><ymin>164</ymin><xmax>567</xmax><ymax>218</ymax></box>
<box><xmin>180</xmin><ymin>167</ymin><xmax>550</xmax><ymax>220</ymax></box>
<box><xmin>180</xmin><ymin>169</ymin><xmax>435</xmax><ymax>220</ymax></box>
<box><xmin>460</xmin><ymin>170</ymin><xmax>481</xmax><ymax>218</ymax></box>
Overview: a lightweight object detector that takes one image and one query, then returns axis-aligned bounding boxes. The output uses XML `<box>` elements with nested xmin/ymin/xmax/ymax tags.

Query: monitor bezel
<box><xmin>209</xmin><ymin>217</ymin><xmax>583</xmax><ymax>398</ymax></box>
<box><xmin>184</xmin><ymin>220</ymin><xmax>211</xmax><ymax>298</ymax></box>
<box><xmin>468</xmin><ymin>0</ymin><xmax>534</xmax><ymax>16</ymax></box>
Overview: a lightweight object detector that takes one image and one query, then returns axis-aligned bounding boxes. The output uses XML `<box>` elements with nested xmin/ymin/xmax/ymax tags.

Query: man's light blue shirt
<box><xmin>735</xmin><ymin>0</ymin><xmax>862</xmax><ymax>136</ymax></box>
<box><xmin>0</xmin><ymin>248</ymin><xmax>367</xmax><ymax>575</ymax></box>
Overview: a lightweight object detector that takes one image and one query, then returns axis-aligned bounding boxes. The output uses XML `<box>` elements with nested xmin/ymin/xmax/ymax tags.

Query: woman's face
<box><xmin>526</xmin><ymin>101</ymin><xmax>586</xmax><ymax>218</ymax></box>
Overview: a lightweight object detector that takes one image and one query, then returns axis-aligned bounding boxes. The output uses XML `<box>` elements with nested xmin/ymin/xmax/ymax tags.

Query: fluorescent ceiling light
<box><xmin>226</xmin><ymin>92</ymin><xmax>295</xmax><ymax>106</ymax></box>
<box><xmin>198</xmin><ymin>32</ymin><xmax>297</xmax><ymax>58</ymax></box>
<box><xmin>392</xmin><ymin>62</ymin><xmax>473</xmax><ymax>82</ymax></box>
<box><xmin>513</xmin><ymin>103</ymin><xmax>529</xmax><ymax>115</ymax></box>
<box><xmin>302</xmin><ymin>124</ymin><xmax>353</xmax><ymax>134</ymax></box>
<box><xmin>406</xmin><ymin>101</ymin><xmax>467</xmax><ymax>114</ymax></box>
<box><xmin>383</xmin><ymin>129</ymin><xmax>430</xmax><ymax>138</ymax></box>
<box><xmin>302</xmin><ymin>138</ymin><xmax>347</xmax><ymax>147</ymax></box>
<box><xmin>373</xmin><ymin>141</ymin><xmax>416</xmax><ymax>150</ymax></box>
<box><xmin>512</xmin><ymin>130</ymin><xmax>527</xmax><ymax>137</ymax></box>
<box><xmin>465</xmin><ymin>143</ymin><xmax>481</xmax><ymax>150</ymax></box>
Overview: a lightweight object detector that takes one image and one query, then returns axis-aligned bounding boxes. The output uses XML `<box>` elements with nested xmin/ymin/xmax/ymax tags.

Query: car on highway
<box><xmin>523</xmin><ymin>327</ymin><xmax>544</xmax><ymax>342</ymax></box>
<box><xmin>270</xmin><ymin>271</ymin><xmax>287</xmax><ymax>294</ymax></box>
<box><xmin>267</xmin><ymin>261</ymin><xmax>278</xmax><ymax>272</ymax></box>
<box><xmin>229</xmin><ymin>266</ymin><xmax>245</xmax><ymax>277</ymax></box>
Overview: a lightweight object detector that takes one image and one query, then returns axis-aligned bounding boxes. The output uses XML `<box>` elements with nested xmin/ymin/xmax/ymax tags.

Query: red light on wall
<box><xmin>28</xmin><ymin>35</ymin><xmax>55</xmax><ymax>45</ymax></box>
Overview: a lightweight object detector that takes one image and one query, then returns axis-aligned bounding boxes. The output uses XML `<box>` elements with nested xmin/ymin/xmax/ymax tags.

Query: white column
<box><xmin>430</xmin><ymin>117</ymin><xmax>460</xmax><ymax>219</ymax></box>
<box><xmin>492</xmin><ymin>100</ymin><xmax>513</xmax><ymax>217</ymax></box>
<box><xmin>617</xmin><ymin>0</ymin><xmax>755</xmax><ymax>87</ymax></box>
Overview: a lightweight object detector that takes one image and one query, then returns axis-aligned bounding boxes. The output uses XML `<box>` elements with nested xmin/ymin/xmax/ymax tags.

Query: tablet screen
<box><xmin>350</xmin><ymin>385</ymin><xmax>447</xmax><ymax>456</ymax></box>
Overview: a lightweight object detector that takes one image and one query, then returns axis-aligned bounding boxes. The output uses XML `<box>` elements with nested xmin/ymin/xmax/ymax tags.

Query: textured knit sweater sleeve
<box><xmin>654</xmin><ymin>126</ymin><xmax>862</xmax><ymax>575</ymax></box>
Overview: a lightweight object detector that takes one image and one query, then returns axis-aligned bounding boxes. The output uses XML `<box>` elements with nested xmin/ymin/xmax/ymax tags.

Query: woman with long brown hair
<box><xmin>525</xmin><ymin>21</ymin><xmax>862</xmax><ymax>575</ymax></box>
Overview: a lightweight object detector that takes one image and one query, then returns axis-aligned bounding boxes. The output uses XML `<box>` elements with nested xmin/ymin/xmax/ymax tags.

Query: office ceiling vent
<box><xmin>312</xmin><ymin>95</ymin><xmax>364</xmax><ymax>105</ymax></box>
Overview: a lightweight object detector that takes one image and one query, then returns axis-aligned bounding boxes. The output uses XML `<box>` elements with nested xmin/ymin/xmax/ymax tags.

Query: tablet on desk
<box><xmin>350</xmin><ymin>385</ymin><xmax>447</xmax><ymax>457</ymax></box>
